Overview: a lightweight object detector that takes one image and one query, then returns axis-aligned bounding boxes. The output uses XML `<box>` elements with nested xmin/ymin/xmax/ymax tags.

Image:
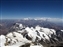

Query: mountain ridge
<box><xmin>0</xmin><ymin>23</ymin><xmax>63</xmax><ymax>47</ymax></box>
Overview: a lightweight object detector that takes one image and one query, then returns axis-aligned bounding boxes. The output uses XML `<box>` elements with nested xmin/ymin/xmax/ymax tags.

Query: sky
<box><xmin>0</xmin><ymin>0</ymin><xmax>63</xmax><ymax>19</ymax></box>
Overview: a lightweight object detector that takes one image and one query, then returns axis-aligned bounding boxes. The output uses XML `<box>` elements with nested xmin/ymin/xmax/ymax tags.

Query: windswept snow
<box><xmin>0</xmin><ymin>35</ymin><xmax>6</xmax><ymax>47</ymax></box>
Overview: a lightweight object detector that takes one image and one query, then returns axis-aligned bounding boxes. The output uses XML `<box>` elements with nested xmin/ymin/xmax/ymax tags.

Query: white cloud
<box><xmin>23</xmin><ymin>17</ymin><xmax>63</xmax><ymax>23</ymax></box>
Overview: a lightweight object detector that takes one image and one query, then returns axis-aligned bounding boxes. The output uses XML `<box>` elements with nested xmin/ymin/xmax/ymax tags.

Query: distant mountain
<box><xmin>18</xmin><ymin>19</ymin><xmax>63</xmax><ymax>30</ymax></box>
<box><xmin>0</xmin><ymin>23</ymin><xmax>8</xmax><ymax>35</ymax></box>
<box><xmin>0</xmin><ymin>19</ymin><xmax>63</xmax><ymax>35</ymax></box>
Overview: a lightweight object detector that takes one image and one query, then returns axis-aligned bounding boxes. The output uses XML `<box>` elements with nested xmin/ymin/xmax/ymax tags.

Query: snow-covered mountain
<box><xmin>0</xmin><ymin>23</ymin><xmax>63</xmax><ymax>47</ymax></box>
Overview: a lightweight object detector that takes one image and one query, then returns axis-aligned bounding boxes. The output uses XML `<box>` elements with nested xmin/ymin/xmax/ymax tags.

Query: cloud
<box><xmin>46</xmin><ymin>18</ymin><xmax>63</xmax><ymax>23</ymax></box>
<box><xmin>23</xmin><ymin>17</ymin><xmax>63</xmax><ymax>23</ymax></box>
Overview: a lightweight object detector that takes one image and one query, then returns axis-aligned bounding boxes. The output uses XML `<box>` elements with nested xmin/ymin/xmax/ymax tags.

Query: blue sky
<box><xmin>0</xmin><ymin>0</ymin><xmax>63</xmax><ymax>19</ymax></box>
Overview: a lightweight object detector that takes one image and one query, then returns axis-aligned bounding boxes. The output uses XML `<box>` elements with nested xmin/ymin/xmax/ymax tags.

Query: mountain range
<box><xmin>0</xmin><ymin>18</ymin><xmax>63</xmax><ymax>35</ymax></box>
<box><xmin>0</xmin><ymin>23</ymin><xmax>63</xmax><ymax>47</ymax></box>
